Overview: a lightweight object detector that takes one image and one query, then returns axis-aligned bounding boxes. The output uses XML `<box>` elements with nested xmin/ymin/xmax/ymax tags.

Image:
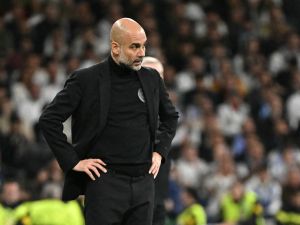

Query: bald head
<box><xmin>110</xmin><ymin>18</ymin><xmax>145</xmax><ymax>44</ymax></box>
<box><xmin>110</xmin><ymin>18</ymin><xmax>147</xmax><ymax>71</ymax></box>
<box><xmin>142</xmin><ymin>56</ymin><xmax>164</xmax><ymax>79</ymax></box>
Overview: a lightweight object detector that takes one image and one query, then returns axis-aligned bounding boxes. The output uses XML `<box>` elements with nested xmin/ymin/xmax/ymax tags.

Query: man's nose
<box><xmin>137</xmin><ymin>47</ymin><xmax>145</xmax><ymax>57</ymax></box>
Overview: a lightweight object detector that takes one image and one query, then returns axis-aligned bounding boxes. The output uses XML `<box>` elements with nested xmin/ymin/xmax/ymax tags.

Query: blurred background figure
<box><xmin>0</xmin><ymin>180</ymin><xmax>26</xmax><ymax>209</ymax></box>
<box><xmin>142</xmin><ymin>56</ymin><xmax>164</xmax><ymax>77</ymax></box>
<box><xmin>275</xmin><ymin>166</ymin><xmax>300</xmax><ymax>225</ymax></box>
<box><xmin>220</xmin><ymin>180</ymin><xmax>265</xmax><ymax>225</ymax></box>
<box><xmin>245</xmin><ymin>162</ymin><xmax>282</xmax><ymax>222</ymax></box>
<box><xmin>0</xmin><ymin>180</ymin><xmax>28</xmax><ymax>225</ymax></box>
<box><xmin>176</xmin><ymin>187</ymin><xmax>206</xmax><ymax>225</ymax></box>
<box><xmin>13</xmin><ymin>199</ymin><xmax>84</xmax><ymax>225</ymax></box>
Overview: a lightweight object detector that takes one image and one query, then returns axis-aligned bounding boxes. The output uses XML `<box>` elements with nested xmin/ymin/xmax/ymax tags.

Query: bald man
<box><xmin>142</xmin><ymin>57</ymin><xmax>170</xmax><ymax>225</ymax></box>
<box><xmin>39</xmin><ymin>18</ymin><xmax>178</xmax><ymax>225</ymax></box>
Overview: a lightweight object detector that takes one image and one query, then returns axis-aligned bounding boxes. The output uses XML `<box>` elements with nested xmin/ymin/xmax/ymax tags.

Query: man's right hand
<box><xmin>73</xmin><ymin>159</ymin><xmax>107</xmax><ymax>180</ymax></box>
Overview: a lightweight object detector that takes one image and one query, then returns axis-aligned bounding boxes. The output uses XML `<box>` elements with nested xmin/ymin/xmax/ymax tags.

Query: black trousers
<box><xmin>153</xmin><ymin>159</ymin><xmax>170</xmax><ymax>225</ymax></box>
<box><xmin>153</xmin><ymin>204</ymin><xmax>166</xmax><ymax>225</ymax></box>
<box><xmin>84</xmin><ymin>170</ymin><xmax>155</xmax><ymax>225</ymax></box>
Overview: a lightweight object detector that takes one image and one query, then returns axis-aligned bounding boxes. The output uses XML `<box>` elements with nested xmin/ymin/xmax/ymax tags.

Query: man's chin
<box><xmin>132</xmin><ymin>65</ymin><xmax>142</xmax><ymax>71</ymax></box>
<box><xmin>119</xmin><ymin>62</ymin><xmax>141</xmax><ymax>71</ymax></box>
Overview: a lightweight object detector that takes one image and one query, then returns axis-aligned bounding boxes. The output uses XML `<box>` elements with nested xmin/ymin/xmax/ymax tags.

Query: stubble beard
<box><xmin>119</xmin><ymin>50</ymin><xmax>143</xmax><ymax>71</ymax></box>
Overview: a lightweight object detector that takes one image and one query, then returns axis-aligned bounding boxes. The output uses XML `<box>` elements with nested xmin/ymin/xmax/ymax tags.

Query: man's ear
<box><xmin>111</xmin><ymin>41</ymin><xmax>120</xmax><ymax>55</ymax></box>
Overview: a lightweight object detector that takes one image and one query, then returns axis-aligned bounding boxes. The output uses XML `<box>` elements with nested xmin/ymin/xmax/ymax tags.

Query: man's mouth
<box><xmin>133</xmin><ymin>58</ymin><xmax>143</xmax><ymax>64</ymax></box>
<box><xmin>133</xmin><ymin>61</ymin><xmax>142</xmax><ymax>65</ymax></box>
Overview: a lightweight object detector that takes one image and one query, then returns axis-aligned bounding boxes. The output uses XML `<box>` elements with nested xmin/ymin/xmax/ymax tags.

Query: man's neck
<box><xmin>111</xmin><ymin>53</ymin><xmax>120</xmax><ymax>65</ymax></box>
<box><xmin>109</xmin><ymin>55</ymin><xmax>133</xmax><ymax>74</ymax></box>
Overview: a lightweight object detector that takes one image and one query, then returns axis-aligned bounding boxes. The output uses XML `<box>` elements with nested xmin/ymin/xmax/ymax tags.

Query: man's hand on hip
<box><xmin>149</xmin><ymin>152</ymin><xmax>162</xmax><ymax>179</ymax></box>
<box><xmin>73</xmin><ymin>159</ymin><xmax>107</xmax><ymax>180</ymax></box>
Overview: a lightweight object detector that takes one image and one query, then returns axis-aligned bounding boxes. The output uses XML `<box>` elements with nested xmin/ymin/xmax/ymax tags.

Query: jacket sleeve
<box><xmin>39</xmin><ymin>72</ymin><xmax>82</xmax><ymax>173</ymax></box>
<box><xmin>154</xmin><ymin>75</ymin><xmax>179</xmax><ymax>161</ymax></box>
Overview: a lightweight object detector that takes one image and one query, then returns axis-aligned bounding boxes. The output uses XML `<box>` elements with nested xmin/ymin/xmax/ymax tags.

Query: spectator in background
<box><xmin>231</xmin><ymin>117</ymin><xmax>257</xmax><ymax>160</ymax></box>
<box><xmin>145</xmin><ymin>30</ymin><xmax>165</xmax><ymax>60</ymax></box>
<box><xmin>233</xmin><ymin>37</ymin><xmax>266</xmax><ymax>88</ymax></box>
<box><xmin>27</xmin><ymin>53</ymin><xmax>49</xmax><ymax>88</ymax></box>
<box><xmin>205</xmin><ymin>43</ymin><xmax>228</xmax><ymax>78</ymax></box>
<box><xmin>184</xmin><ymin>93</ymin><xmax>215</xmax><ymax>149</ymax></box>
<box><xmin>1</xmin><ymin>114</ymin><xmax>27</xmax><ymax>170</ymax></box>
<box><xmin>96</xmin><ymin>2</ymin><xmax>123</xmax><ymax>57</ymax></box>
<box><xmin>165</xmin><ymin>164</ymin><xmax>184</xmax><ymax>224</ymax></box>
<box><xmin>65</xmin><ymin>56</ymin><xmax>80</xmax><ymax>76</ymax></box>
<box><xmin>286</xmin><ymin>71</ymin><xmax>300</xmax><ymax>132</ymax></box>
<box><xmin>217</xmin><ymin>91</ymin><xmax>249</xmax><ymax>142</ymax></box>
<box><xmin>269</xmin><ymin>31</ymin><xmax>300</xmax><ymax>75</ymax></box>
<box><xmin>40</xmin><ymin>159</ymin><xmax>63</xmax><ymax>199</ymax></box>
<box><xmin>183</xmin><ymin>71</ymin><xmax>216</xmax><ymax>109</ymax></box>
<box><xmin>246</xmin><ymin>162</ymin><xmax>282</xmax><ymax>220</ymax></box>
<box><xmin>13</xmin><ymin>199</ymin><xmax>84</xmax><ymax>225</ymax></box>
<box><xmin>4</xmin><ymin>3</ymin><xmax>29</xmax><ymax>51</ymax></box>
<box><xmin>0</xmin><ymin>17</ymin><xmax>13</xmax><ymax>58</ymax></box>
<box><xmin>268</xmin><ymin>145</ymin><xmax>300</xmax><ymax>182</ymax></box>
<box><xmin>244</xmin><ymin>137</ymin><xmax>266</xmax><ymax>175</ymax></box>
<box><xmin>212</xmin><ymin>58</ymin><xmax>248</xmax><ymax>102</ymax></box>
<box><xmin>276</xmin><ymin>167</ymin><xmax>300</xmax><ymax>225</ymax></box>
<box><xmin>175</xmin><ymin>143</ymin><xmax>209</xmax><ymax>191</ymax></box>
<box><xmin>31</xmin><ymin>2</ymin><xmax>61</xmax><ymax>54</ymax></box>
<box><xmin>29</xmin><ymin>168</ymin><xmax>49</xmax><ymax>200</ymax></box>
<box><xmin>249</xmin><ymin>88</ymin><xmax>284</xmax><ymax>151</ymax></box>
<box><xmin>204</xmin><ymin>147</ymin><xmax>237</xmax><ymax>221</ymax></box>
<box><xmin>175</xmin><ymin>55</ymin><xmax>205</xmax><ymax>95</ymax></box>
<box><xmin>0</xmin><ymin>202</ymin><xmax>12</xmax><ymax>225</ymax></box>
<box><xmin>247</xmin><ymin>71</ymin><xmax>279</xmax><ymax>127</ymax></box>
<box><xmin>40</xmin><ymin>59</ymin><xmax>65</xmax><ymax>105</ymax></box>
<box><xmin>72</xmin><ymin>27</ymin><xmax>102</xmax><ymax>58</ymax></box>
<box><xmin>220</xmin><ymin>180</ymin><xmax>265</xmax><ymax>225</ymax></box>
<box><xmin>281</xmin><ymin>167</ymin><xmax>300</xmax><ymax>208</ymax></box>
<box><xmin>17</xmin><ymin>83</ymin><xmax>44</xmax><ymax>133</ymax></box>
<box><xmin>0</xmin><ymin>85</ymin><xmax>12</xmax><ymax>135</ymax></box>
<box><xmin>199</xmin><ymin>115</ymin><xmax>224</xmax><ymax>162</ymax></box>
<box><xmin>0</xmin><ymin>180</ymin><xmax>26</xmax><ymax>209</ymax></box>
<box><xmin>11</xmin><ymin>56</ymin><xmax>37</xmax><ymax>108</ymax></box>
<box><xmin>276</xmin><ymin>189</ymin><xmax>300</xmax><ymax>225</ymax></box>
<box><xmin>43</xmin><ymin>28</ymin><xmax>68</xmax><ymax>61</ymax></box>
<box><xmin>176</xmin><ymin>187</ymin><xmax>206</xmax><ymax>225</ymax></box>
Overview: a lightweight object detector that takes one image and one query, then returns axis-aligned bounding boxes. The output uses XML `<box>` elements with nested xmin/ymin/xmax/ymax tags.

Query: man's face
<box><xmin>118</xmin><ymin>31</ymin><xmax>147</xmax><ymax>71</ymax></box>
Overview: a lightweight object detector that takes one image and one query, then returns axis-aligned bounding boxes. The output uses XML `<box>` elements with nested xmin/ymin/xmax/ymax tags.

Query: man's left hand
<box><xmin>148</xmin><ymin>152</ymin><xmax>162</xmax><ymax>179</ymax></box>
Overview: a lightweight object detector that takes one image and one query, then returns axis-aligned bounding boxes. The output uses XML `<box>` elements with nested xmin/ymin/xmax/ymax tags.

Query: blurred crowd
<box><xmin>0</xmin><ymin>0</ymin><xmax>300</xmax><ymax>224</ymax></box>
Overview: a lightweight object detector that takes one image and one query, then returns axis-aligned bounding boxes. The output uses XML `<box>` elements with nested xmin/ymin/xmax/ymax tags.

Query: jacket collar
<box><xmin>97</xmin><ymin>58</ymin><xmax>155</xmax><ymax>137</ymax></box>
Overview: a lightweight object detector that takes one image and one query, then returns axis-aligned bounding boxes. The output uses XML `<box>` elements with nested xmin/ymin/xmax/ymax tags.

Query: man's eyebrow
<box><xmin>130</xmin><ymin>43</ymin><xmax>141</xmax><ymax>47</ymax></box>
<box><xmin>130</xmin><ymin>41</ymin><xmax>147</xmax><ymax>47</ymax></box>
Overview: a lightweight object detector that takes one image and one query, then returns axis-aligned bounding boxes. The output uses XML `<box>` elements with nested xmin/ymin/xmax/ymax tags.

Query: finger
<box><xmin>151</xmin><ymin>167</ymin><xmax>158</xmax><ymax>178</ymax></box>
<box><xmin>88</xmin><ymin>165</ymin><xmax>101</xmax><ymax>177</ymax></box>
<box><xmin>94</xmin><ymin>159</ymin><xmax>106</xmax><ymax>165</ymax></box>
<box><xmin>148</xmin><ymin>163</ymin><xmax>156</xmax><ymax>174</ymax></box>
<box><xmin>150</xmin><ymin>163</ymin><xmax>160</xmax><ymax>175</ymax></box>
<box><xmin>154</xmin><ymin>164</ymin><xmax>161</xmax><ymax>178</ymax></box>
<box><xmin>85</xmin><ymin>168</ymin><xmax>95</xmax><ymax>180</ymax></box>
<box><xmin>92</xmin><ymin>162</ymin><xmax>107</xmax><ymax>173</ymax></box>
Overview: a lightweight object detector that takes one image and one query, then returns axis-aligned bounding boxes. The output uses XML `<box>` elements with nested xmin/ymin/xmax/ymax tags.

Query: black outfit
<box><xmin>39</xmin><ymin>56</ymin><xmax>178</xmax><ymax>225</ymax></box>
<box><xmin>153</xmin><ymin>158</ymin><xmax>171</xmax><ymax>225</ymax></box>
<box><xmin>85</xmin><ymin>170</ymin><xmax>155</xmax><ymax>225</ymax></box>
<box><xmin>88</xmin><ymin>57</ymin><xmax>151</xmax><ymax>176</ymax></box>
